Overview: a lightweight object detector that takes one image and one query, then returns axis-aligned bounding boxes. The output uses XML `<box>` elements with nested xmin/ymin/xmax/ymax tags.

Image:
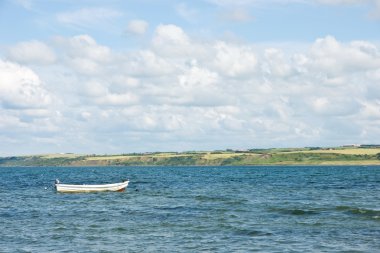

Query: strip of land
<box><xmin>1</xmin><ymin>146</ymin><xmax>380</xmax><ymax>166</ymax></box>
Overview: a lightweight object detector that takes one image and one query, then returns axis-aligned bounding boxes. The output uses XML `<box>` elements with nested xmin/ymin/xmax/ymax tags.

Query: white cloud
<box><xmin>0</xmin><ymin>113</ymin><xmax>25</xmax><ymax>130</ymax></box>
<box><xmin>124</xmin><ymin>50</ymin><xmax>175</xmax><ymax>77</ymax></box>
<box><xmin>0</xmin><ymin>59</ymin><xmax>61</xmax><ymax>152</ymax></box>
<box><xmin>152</xmin><ymin>24</ymin><xmax>191</xmax><ymax>57</ymax></box>
<box><xmin>311</xmin><ymin>97</ymin><xmax>360</xmax><ymax>116</ymax></box>
<box><xmin>80</xmin><ymin>80</ymin><xmax>108</xmax><ymax>97</ymax></box>
<box><xmin>2</xmin><ymin>29</ymin><xmax>380</xmax><ymax>154</ymax></box>
<box><xmin>179</xmin><ymin>64</ymin><xmax>219</xmax><ymax>88</ymax></box>
<box><xmin>78</xmin><ymin>80</ymin><xmax>140</xmax><ymax>107</ymax></box>
<box><xmin>175</xmin><ymin>64</ymin><xmax>232</xmax><ymax>106</ymax></box>
<box><xmin>207</xmin><ymin>0</ymin><xmax>380</xmax><ymax>18</ymax></box>
<box><xmin>7</xmin><ymin>40</ymin><xmax>56</xmax><ymax>65</ymax></box>
<box><xmin>0</xmin><ymin>59</ymin><xmax>52</xmax><ymax>109</ymax></box>
<box><xmin>126</xmin><ymin>19</ymin><xmax>149</xmax><ymax>35</ymax></box>
<box><xmin>370</xmin><ymin>0</ymin><xmax>380</xmax><ymax>18</ymax></box>
<box><xmin>360</xmin><ymin>101</ymin><xmax>380</xmax><ymax>119</ymax></box>
<box><xmin>213</xmin><ymin>41</ymin><xmax>257</xmax><ymax>77</ymax></box>
<box><xmin>96</xmin><ymin>93</ymin><xmax>139</xmax><ymax>106</ymax></box>
<box><xmin>309</xmin><ymin>36</ymin><xmax>380</xmax><ymax>76</ymax></box>
<box><xmin>53</xmin><ymin>34</ymin><xmax>112</xmax><ymax>75</ymax></box>
<box><xmin>56</xmin><ymin>34</ymin><xmax>112</xmax><ymax>62</ymax></box>
<box><xmin>262</xmin><ymin>48</ymin><xmax>292</xmax><ymax>77</ymax></box>
<box><xmin>56</xmin><ymin>7</ymin><xmax>122</xmax><ymax>27</ymax></box>
<box><xmin>221</xmin><ymin>8</ymin><xmax>253</xmax><ymax>22</ymax></box>
<box><xmin>176</xmin><ymin>3</ymin><xmax>198</xmax><ymax>22</ymax></box>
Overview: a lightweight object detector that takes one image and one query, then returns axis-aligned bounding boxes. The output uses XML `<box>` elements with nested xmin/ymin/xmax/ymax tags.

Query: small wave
<box><xmin>154</xmin><ymin>206</ymin><xmax>186</xmax><ymax>211</ymax></box>
<box><xmin>54</xmin><ymin>227</ymin><xmax>65</xmax><ymax>231</ymax></box>
<box><xmin>112</xmin><ymin>227</ymin><xmax>127</xmax><ymax>232</ymax></box>
<box><xmin>269</xmin><ymin>207</ymin><xmax>319</xmax><ymax>216</ymax></box>
<box><xmin>194</xmin><ymin>195</ymin><xmax>246</xmax><ymax>205</ymax></box>
<box><xmin>290</xmin><ymin>209</ymin><xmax>318</xmax><ymax>215</ymax></box>
<box><xmin>195</xmin><ymin>195</ymin><xmax>226</xmax><ymax>202</ymax></box>
<box><xmin>234</xmin><ymin>228</ymin><xmax>272</xmax><ymax>237</ymax></box>
<box><xmin>335</xmin><ymin>206</ymin><xmax>380</xmax><ymax>220</ymax></box>
<box><xmin>0</xmin><ymin>212</ymin><xmax>13</xmax><ymax>218</ymax></box>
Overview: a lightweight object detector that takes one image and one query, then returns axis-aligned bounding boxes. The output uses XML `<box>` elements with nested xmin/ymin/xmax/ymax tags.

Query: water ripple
<box><xmin>0</xmin><ymin>166</ymin><xmax>379</xmax><ymax>252</ymax></box>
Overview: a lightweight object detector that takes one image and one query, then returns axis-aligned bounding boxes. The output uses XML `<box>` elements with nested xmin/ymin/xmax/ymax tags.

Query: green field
<box><xmin>1</xmin><ymin>147</ymin><xmax>380</xmax><ymax>166</ymax></box>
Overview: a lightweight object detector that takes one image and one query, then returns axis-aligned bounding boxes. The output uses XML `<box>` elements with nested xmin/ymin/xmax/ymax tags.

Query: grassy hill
<box><xmin>1</xmin><ymin>146</ymin><xmax>380</xmax><ymax>166</ymax></box>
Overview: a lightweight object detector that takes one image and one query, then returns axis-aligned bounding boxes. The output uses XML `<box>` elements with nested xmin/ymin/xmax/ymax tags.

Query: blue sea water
<box><xmin>0</xmin><ymin>166</ymin><xmax>379</xmax><ymax>252</ymax></box>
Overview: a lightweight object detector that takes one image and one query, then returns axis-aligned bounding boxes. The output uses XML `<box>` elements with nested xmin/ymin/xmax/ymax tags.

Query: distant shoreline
<box><xmin>1</xmin><ymin>146</ymin><xmax>380</xmax><ymax>167</ymax></box>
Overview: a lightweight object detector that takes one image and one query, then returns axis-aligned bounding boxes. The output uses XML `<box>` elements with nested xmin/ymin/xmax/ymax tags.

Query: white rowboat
<box><xmin>55</xmin><ymin>180</ymin><xmax>129</xmax><ymax>193</ymax></box>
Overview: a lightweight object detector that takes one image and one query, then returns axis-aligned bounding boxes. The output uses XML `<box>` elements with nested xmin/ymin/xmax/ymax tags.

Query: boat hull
<box><xmin>55</xmin><ymin>181</ymin><xmax>129</xmax><ymax>193</ymax></box>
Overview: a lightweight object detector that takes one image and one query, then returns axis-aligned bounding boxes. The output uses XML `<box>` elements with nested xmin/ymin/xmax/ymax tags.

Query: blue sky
<box><xmin>1</xmin><ymin>1</ymin><xmax>379</xmax><ymax>44</ymax></box>
<box><xmin>0</xmin><ymin>0</ymin><xmax>380</xmax><ymax>155</ymax></box>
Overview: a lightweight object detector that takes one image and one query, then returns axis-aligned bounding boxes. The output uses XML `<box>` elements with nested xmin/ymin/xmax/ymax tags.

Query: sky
<box><xmin>0</xmin><ymin>0</ymin><xmax>380</xmax><ymax>156</ymax></box>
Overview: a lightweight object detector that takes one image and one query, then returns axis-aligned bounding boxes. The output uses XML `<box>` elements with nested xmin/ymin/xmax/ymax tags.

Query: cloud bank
<box><xmin>1</xmin><ymin>23</ymin><xmax>380</xmax><ymax>155</ymax></box>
